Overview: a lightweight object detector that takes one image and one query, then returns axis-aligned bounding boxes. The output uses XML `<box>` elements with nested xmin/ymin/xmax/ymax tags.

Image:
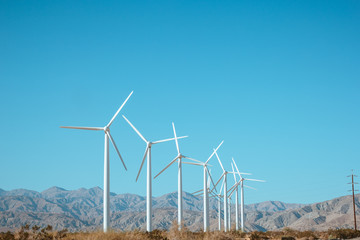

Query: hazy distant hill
<box><xmin>245</xmin><ymin>201</ymin><xmax>304</xmax><ymax>213</ymax></box>
<box><xmin>0</xmin><ymin>187</ymin><xmax>359</xmax><ymax>232</ymax></box>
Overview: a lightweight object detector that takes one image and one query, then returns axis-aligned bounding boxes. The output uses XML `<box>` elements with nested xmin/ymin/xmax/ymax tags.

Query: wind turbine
<box><xmin>211</xmin><ymin>153</ymin><xmax>250</xmax><ymax>232</ymax></box>
<box><xmin>60</xmin><ymin>91</ymin><xmax>133</xmax><ymax>233</ymax></box>
<box><xmin>154</xmin><ymin>123</ymin><xmax>198</xmax><ymax>229</ymax></box>
<box><xmin>228</xmin><ymin>160</ymin><xmax>245</xmax><ymax>231</ymax></box>
<box><xmin>185</xmin><ymin>140</ymin><xmax>223</xmax><ymax>232</ymax></box>
<box><xmin>232</xmin><ymin>158</ymin><xmax>265</xmax><ymax>232</ymax></box>
<box><xmin>211</xmin><ymin>151</ymin><xmax>233</xmax><ymax>232</ymax></box>
<box><xmin>227</xmin><ymin>165</ymin><xmax>248</xmax><ymax>232</ymax></box>
<box><xmin>122</xmin><ymin>115</ymin><xmax>187</xmax><ymax>232</ymax></box>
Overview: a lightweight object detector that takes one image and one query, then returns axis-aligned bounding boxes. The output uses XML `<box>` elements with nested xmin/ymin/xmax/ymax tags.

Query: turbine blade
<box><xmin>219</xmin><ymin>177</ymin><xmax>225</xmax><ymax>193</ymax></box>
<box><xmin>154</xmin><ymin>156</ymin><xmax>179</xmax><ymax>179</ymax></box>
<box><xmin>209</xmin><ymin>191</ymin><xmax>217</xmax><ymax>198</ymax></box>
<box><xmin>191</xmin><ymin>189</ymin><xmax>203</xmax><ymax>195</ymax></box>
<box><xmin>107</xmin><ymin>91</ymin><xmax>133</xmax><ymax>127</ymax></box>
<box><xmin>244</xmin><ymin>185</ymin><xmax>257</xmax><ymax>190</ymax></box>
<box><xmin>183</xmin><ymin>156</ymin><xmax>202</xmax><ymax>163</ymax></box>
<box><xmin>232</xmin><ymin>157</ymin><xmax>242</xmax><ymax>179</ymax></box>
<box><xmin>205</xmin><ymin>140</ymin><xmax>224</xmax><ymax>164</ymax></box>
<box><xmin>245</xmin><ymin>178</ymin><xmax>266</xmax><ymax>182</ymax></box>
<box><xmin>182</xmin><ymin>162</ymin><xmax>202</xmax><ymax>166</ymax></box>
<box><xmin>136</xmin><ymin>147</ymin><xmax>149</xmax><ymax>182</ymax></box>
<box><xmin>209</xmin><ymin>194</ymin><xmax>219</xmax><ymax>199</ymax></box>
<box><xmin>211</xmin><ymin>172</ymin><xmax>225</xmax><ymax>192</ymax></box>
<box><xmin>60</xmin><ymin>126</ymin><xmax>103</xmax><ymax>131</ymax></box>
<box><xmin>152</xmin><ymin>136</ymin><xmax>188</xmax><ymax>144</ymax></box>
<box><xmin>208</xmin><ymin>187</ymin><xmax>217</xmax><ymax>194</ymax></box>
<box><xmin>172</xmin><ymin>123</ymin><xmax>180</xmax><ymax>154</ymax></box>
<box><xmin>231</xmin><ymin>163</ymin><xmax>237</xmax><ymax>182</ymax></box>
<box><xmin>205</xmin><ymin>167</ymin><xmax>216</xmax><ymax>193</ymax></box>
<box><xmin>215</xmin><ymin>140</ymin><xmax>224</xmax><ymax>152</ymax></box>
<box><xmin>228</xmin><ymin>182</ymin><xmax>237</xmax><ymax>193</ymax></box>
<box><xmin>107</xmin><ymin>132</ymin><xmax>127</xmax><ymax>171</ymax></box>
<box><xmin>214</xmin><ymin>150</ymin><xmax>225</xmax><ymax>172</ymax></box>
<box><xmin>122</xmin><ymin>115</ymin><xmax>148</xmax><ymax>143</ymax></box>
<box><xmin>228</xmin><ymin>185</ymin><xmax>237</xmax><ymax>197</ymax></box>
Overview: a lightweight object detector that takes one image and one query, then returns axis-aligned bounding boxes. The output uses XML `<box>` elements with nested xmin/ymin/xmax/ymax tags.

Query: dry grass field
<box><xmin>1</xmin><ymin>223</ymin><xmax>360</xmax><ymax>240</ymax></box>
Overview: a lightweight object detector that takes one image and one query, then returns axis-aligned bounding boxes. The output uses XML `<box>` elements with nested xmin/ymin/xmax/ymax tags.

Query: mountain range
<box><xmin>0</xmin><ymin>187</ymin><xmax>359</xmax><ymax>232</ymax></box>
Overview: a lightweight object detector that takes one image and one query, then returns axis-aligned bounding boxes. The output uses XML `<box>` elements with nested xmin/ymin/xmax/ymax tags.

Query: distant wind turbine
<box><xmin>228</xmin><ymin>160</ymin><xmax>250</xmax><ymax>231</ymax></box>
<box><xmin>212</xmin><ymin>153</ymin><xmax>250</xmax><ymax>232</ymax></box>
<box><xmin>227</xmin><ymin>163</ymin><xmax>249</xmax><ymax>231</ymax></box>
<box><xmin>186</xmin><ymin>140</ymin><xmax>223</xmax><ymax>232</ymax></box>
<box><xmin>60</xmin><ymin>91</ymin><xmax>133</xmax><ymax>233</ymax></box>
<box><xmin>154</xmin><ymin>123</ymin><xmax>198</xmax><ymax>230</ymax></box>
<box><xmin>122</xmin><ymin>115</ymin><xmax>187</xmax><ymax>232</ymax></box>
<box><xmin>232</xmin><ymin>158</ymin><xmax>265</xmax><ymax>232</ymax></box>
<box><xmin>211</xmin><ymin>151</ymin><xmax>233</xmax><ymax>232</ymax></box>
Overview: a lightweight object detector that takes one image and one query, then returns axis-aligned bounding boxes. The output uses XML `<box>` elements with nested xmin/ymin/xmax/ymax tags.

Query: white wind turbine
<box><xmin>226</xmin><ymin>161</ymin><xmax>247</xmax><ymax>231</ymax></box>
<box><xmin>194</xmin><ymin>169</ymin><xmax>224</xmax><ymax>232</ymax></box>
<box><xmin>122</xmin><ymin>115</ymin><xmax>187</xmax><ymax>232</ymax></box>
<box><xmin>154</xmin><ymin>123</ymin><xmax>198</xmax><ymax>229</ymax></box>
<box><xmin>211</xmin><ymin>151</ymin><xmax>232</xmax><ymax>232</ymax></box>
<box><xmin>232</xmin><ymin>158</ymin><xmax>265</xmax><ymax>232</ymax></box>
<box><xmin>227</xmin><ymin>163</ymin><xmax>250</xmax><ymax>232</ymax></box>
<box><xmin>60</xmin><ymin>91</ymin><xmax>133</xmax><ymax>233</ymax></box>
<box><xmin>211</xmin><ymin>153</ymin><xmax>250</xmax><ymax>232</ymax></box>
<box><xmin>186</xmin><ymin>140</ymin><xmax>224</xmax><ymax>232</ymax></box>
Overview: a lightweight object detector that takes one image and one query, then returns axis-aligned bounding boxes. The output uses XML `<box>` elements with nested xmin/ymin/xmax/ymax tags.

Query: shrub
<box><xmin>327</xmin><ymin>228</ymin><xmax>360</xmax><ymax>239</ymax></box>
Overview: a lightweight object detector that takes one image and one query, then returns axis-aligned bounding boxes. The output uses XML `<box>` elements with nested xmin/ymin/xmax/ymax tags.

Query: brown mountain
<box><xmin>0</xmin><ymin>187</ymin><xmax>359</xmax><ymax>232</ymax></box>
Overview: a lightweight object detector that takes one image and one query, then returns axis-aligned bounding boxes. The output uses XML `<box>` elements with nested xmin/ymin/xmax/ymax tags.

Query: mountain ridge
<box><xmin>1</xmin><ymin>186</ymin><xmax>359</xmax><ymax>232</ymax></box>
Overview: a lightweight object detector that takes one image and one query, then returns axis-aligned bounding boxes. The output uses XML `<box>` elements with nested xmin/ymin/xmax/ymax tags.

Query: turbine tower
<box><xmin>60</xmin><ymin>91</ymin><xmax>133</xmax><ymax>233</ymax></box>
<box><xmin>154</xmin><ymin>123</ymin><xmax>198</xmax><ymax>230</ymax></box>
<box><xmin>216</xmin><ymin>180</ymin><xmax>224</xmax><ymax>231</ymax></box>
<box><xmin>199</xmin><ymin>179</ymin><xmax>224</xmax><ymax>231</ymax></box>
<box><xmin>228</xmin><ymin>194</ymin><xmax>232</xmax><ymax>231</ymax></box>
<box><xmin>232</xmin><ymin>159</ymin><xmax>265</xmax><ymax>232</ymax></box>
<box><xmin>122</xmin><ymin>115</ymin><xmax>187</xmax><ymax>232</ymax></box>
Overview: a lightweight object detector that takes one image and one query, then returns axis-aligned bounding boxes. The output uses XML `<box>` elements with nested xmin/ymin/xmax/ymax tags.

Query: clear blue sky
<box><xmin>1</xmin><ymin>0</ymin><xmax>359</xmax><ymax>204</ymax></box>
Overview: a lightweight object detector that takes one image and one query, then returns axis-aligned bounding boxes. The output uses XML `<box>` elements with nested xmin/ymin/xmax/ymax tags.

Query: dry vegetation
<box><xmin>1</xmin><ymin>224</ymin><xmax>360</xmax><ymax>240</ymax></box>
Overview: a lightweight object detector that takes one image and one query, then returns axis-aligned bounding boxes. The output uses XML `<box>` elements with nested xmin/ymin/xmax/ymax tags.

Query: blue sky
<box><xmin>0</xmin><ymin>0</ymin><xmax>359</xmax><ymax>204</ymax></box>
